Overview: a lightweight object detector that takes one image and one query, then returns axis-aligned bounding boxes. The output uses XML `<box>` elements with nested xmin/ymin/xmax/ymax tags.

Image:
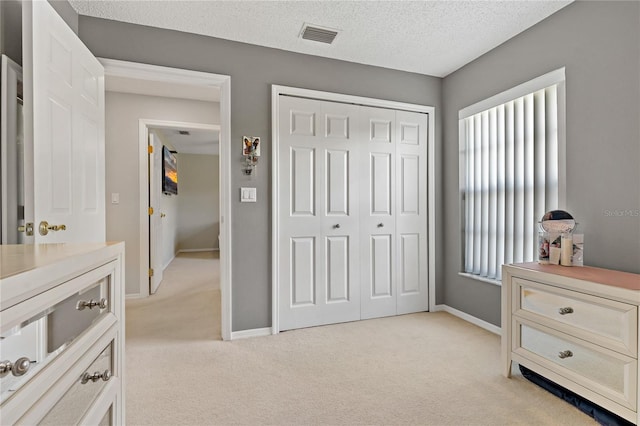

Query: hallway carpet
<box><xmin>124</xmin><ymin>252</ymin><xmax>594</xmax><ymax>425</ymax></box>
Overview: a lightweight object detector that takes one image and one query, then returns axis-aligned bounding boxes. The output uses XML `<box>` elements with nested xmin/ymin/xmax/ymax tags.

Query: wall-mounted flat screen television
<box><xmin>162</xmin><ymin>146</ymin><xmax>178</xmax><ymax>195</ymax></box>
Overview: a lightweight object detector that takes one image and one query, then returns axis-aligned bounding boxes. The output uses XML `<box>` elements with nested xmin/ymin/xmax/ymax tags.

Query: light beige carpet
<box><xmin>124</xmin><ymin>252</ymin><xmax>595</xmax><ymax>425</ymax></box>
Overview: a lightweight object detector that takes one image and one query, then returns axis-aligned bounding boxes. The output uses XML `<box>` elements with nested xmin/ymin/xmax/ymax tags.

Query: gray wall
<box><xmin>177</xmin><ymin>154</ymin><xmax>220</xmax><ymax>252</ymax></box>
<box><xmin>48</xmin><ymin>0</ymin><xmax>78</xmax><ymax>34</ymax></box>
<box><xmin>105</xmin><ymin>91</ymin><xmax>219</xmax><ymax>295</ymax></box>
<box><xmin>442</xmin><ymin>1</ymin><xmax>640</xmax><ymax>326</ymax></box>
<box><xmin>1</xmin><ymin>0</ymin><xmax>22</xmax><ymax>65</ymax></box>
<box><xmin>79</xmin><ymin>17</ymin><xmax>443</xmax><ymax>332</ymax></box>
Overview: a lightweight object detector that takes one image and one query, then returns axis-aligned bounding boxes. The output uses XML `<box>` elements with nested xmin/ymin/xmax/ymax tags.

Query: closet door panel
<box><xmin>360</xmin><ymin>106</ymin><xmax>396</xmax><ymax>319</ymax></box>
<box><xmin>278</xmin><ymin>96</ymin><xmax>360</xmax><ymax>331</ymax></box>
<box><xmin>396</xmin><ymin>110</ymin><xmax>429</xmax><ymax>314</ymax></box>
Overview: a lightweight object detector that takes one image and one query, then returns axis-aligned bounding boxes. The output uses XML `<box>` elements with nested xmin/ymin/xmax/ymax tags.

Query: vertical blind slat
<box><xmin>496</xmin><ymin>105</ymin><xmax>506</xmax><ymax>277</ymax></box>
<box><xmin>504</xmin><ymin>101</ymin><xmax>514</xmax><ymax>267</ymax></box>
<box><xmin>466</xmin><ymin>118</ymin><xmax>474</xmax><ymax>272</ymax></box>
<box><xmin>523</xmin><ymin>93</ymin><xmax>535</xmax><ymax>261</ymax></box>
<box><xmin>480</xmin><ymin>111</ymin><xmax>489</xmax><ymax>277</ymax></box>
<box><xmin>513</xmin><ymin>97</ymin><xmax>524</xmax><ymax>264</ymax></box>
<box><xmin>488</xmin><ymin>108</ymin><xmax>498</xmax><ymax>279</ymax></box>
<box><xmin>545</xmin><ymin>86</ymin><xmax>559</xmax><ymax>210</ymax></box>
<box><xmin>534</xmin><ymin>90</ymin><xmax>547</xmax><ymax>247</ymax></box>
<box><xmin>473</xmin><ymin>114</ymin><xmax>482</xmax><ymax>274</ymax></box>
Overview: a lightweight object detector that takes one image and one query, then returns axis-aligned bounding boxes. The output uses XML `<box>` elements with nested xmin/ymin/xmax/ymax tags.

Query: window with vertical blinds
<box><xmin>459</xmin><ymin>69</ymin><xmax>565</xmax><ymax>282</ymax></box>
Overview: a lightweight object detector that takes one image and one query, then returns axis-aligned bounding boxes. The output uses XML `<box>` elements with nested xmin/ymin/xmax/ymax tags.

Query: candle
<box><xmin>561</xmin><ymin>234</ymin><xmax>573</xmax><ymax>266</ymax></box>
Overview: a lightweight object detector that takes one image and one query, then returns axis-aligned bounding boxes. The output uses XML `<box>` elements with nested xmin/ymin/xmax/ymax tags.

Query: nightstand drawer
<box><xmin>514</xmin><ymin>277</ymin><xmax>637</xmax><ymax>356</ymax></box>
<box><xmin>514</xmin><ymin>319</ymin><xmax>637</xmax><ymax>410</ymax></box>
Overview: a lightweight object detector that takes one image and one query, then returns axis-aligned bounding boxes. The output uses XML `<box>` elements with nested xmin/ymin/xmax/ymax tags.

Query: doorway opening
<box><xmin>101</xmin><ymin>59</ymin><xmax>232</xmax><ymax>340</ymax></box>
<box><xmin>144</xmin><ymin>121</ymin><xmax>220</xmax><ymax>296</ymax></box>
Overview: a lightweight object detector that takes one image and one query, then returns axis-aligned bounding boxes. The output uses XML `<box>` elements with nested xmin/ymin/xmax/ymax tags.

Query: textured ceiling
<box><xmin>69</xmin><ymin>0</ymin><xmax>572</xmax><ymax>77</ymax></box>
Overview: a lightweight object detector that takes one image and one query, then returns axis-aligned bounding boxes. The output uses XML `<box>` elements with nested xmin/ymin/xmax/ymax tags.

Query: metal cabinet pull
<box><xmin>377</xmin><ymin>223</ymin><xmax>384</xmax><ymax>228</ymax></box>
<box><xmin>333</xmin><ymin>224</ymin><xmax>341</xmax><ymax>229</ymax></box>
<box><xmin>558</xmin><ymin>307</ymin><xmax>574</xmax><ymax>315</ymax></box>
<box><xmin>81</xmin><ymin>370</ymin><xmax>111</xmax><ymax>384</ymax></box>
<box><xmin>0</xmin><ymin>357</ymin><xmax>32</xmax><ymax>378</ymax></box>
<box><xmin>558</xmin><ymin>350</ymin><xmax>573</xmax><ymax>359</ymax></box>
<box><xmin>76</xmin><ymin>298</ymin><xmax>108</xmax><ymax>311</ymax></box>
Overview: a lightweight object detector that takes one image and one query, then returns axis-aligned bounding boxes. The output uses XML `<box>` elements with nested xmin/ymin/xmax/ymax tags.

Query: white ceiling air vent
<box><xmin>300</xmin><ymin>23</ymin><xmax>339</xmax><ymax>44</ymax></box>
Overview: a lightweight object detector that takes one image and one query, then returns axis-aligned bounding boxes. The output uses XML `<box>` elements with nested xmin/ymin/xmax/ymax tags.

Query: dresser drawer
<box><xmin>39</xmin><ymin>340</ymin><xmax>114</xmax><ymax>425</ymax></box>
<box><xmin>0</xmin><ymin>261</ymin><xmax>117</xmax><ymax>405</ymax></box>
<box><xmin>514</xmin><ymin>319</ymin><xmax>637</xmax><ymax>410</ymax></box>
<box><xmin>513</xmin><ymin>277</ymin><xmax>638</xmax><ymax>356</ymax></box>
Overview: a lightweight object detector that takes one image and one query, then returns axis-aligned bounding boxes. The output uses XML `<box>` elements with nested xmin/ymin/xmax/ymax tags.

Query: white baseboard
<box><xmin>433</xmin><ymin>304</ymin><xmax>501</xmax><ymax>335</ymax></box>
<box><xmin>125</xmin><ymin>293</ymin><xmax>146</xmax><ymax>300</ymax></box>
<box><xmin>178</xmin><ymin>248</ymin><xmax>218</xmax><ymax>253</ymax></box>
<box><xmin>230</xmin><ymin>327</ymin><xmax>272</xmax><ymax>340</ymax></box>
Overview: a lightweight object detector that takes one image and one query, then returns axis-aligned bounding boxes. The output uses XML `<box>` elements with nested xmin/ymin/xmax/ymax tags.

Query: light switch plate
<box><xmin>111</xmin><ymin>193</ymin><xmax>120</xmax><ymax>204</ymax></box>
<box><xmin>240</xmin><ymin>187</ymin><xmax>257</xmax><ymax>203</ymax></box>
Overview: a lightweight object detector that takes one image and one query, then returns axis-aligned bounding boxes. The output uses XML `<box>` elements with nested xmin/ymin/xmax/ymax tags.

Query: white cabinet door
<box><xmin>395</xmin><ymin>110</ymin><xmax>429</xmax><ymax>314</ymax></box>
<box><xmin>278</xmin><ymin>96</ymin><xmax>360</xmax><ymax>331</ymax></box>
<box><xmin>149</xmin><ymin>133</ymin><xmax>164</xmax><ymax>294</ymax></box>
<box><xmin>23</xmin><ymin>0</ymin><xmax>105</xmax><ymax>243</ymax></box>
<box><xmin>359</xmin><ymin>106</ymin><xmax>397</xmax><ymax>320</ymax></box>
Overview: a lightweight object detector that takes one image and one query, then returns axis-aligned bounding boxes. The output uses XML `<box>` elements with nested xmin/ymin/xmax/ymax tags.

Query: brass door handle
<box><xmin>39</xmin><ymin>221</ymin><xmax>67</xmax><ymax>236</ymax></box>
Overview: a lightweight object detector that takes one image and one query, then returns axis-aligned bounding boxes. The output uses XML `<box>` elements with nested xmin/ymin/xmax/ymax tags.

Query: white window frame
<box><xmin>458</xmin><ymin>68</ymin><xmax>567</xmax><ymax>285</ymax></box>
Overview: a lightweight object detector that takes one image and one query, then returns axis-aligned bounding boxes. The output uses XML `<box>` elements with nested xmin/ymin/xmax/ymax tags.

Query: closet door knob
<box><xmin>333</xmin><ymin>224</ymin><xmax>341</xmax><ymax>229</ymax></box>
<box><xmin>377</xmin><ymin>223</ymin><xmax>384</xmax><ymax>228</ymax></box>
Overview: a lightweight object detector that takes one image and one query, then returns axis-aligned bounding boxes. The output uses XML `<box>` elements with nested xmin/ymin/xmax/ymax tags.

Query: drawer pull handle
<box><xmin>76</xmin><ymin>298</ymin><xmax>108</xmax><ymax>311</ymax></box>
<box><xmin>558</xmin><ymin>350</ymin><xmax>573</xmax><ymax>359</ymax></box>
<box><xmin>0</xmin><ymin>357</ymin><xmax>32</xmax><ymax>378</ymax></box>
<box><xmin>558</xmin><ymin>307</ymin><xmax>574</xmax><ymax>315</ymax></box>
<box><xmin>81</xmin><ymin>370</ymin><xmax>111</xmax><ymax>384</ymax></box>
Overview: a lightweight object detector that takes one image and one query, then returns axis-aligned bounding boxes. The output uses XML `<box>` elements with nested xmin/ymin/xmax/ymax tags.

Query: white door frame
<box><xmin>271</xmin><ymin>85</ymin><xmax>436</xmax><ymax>334</ymax></box>
<box><xmin>141</xmin><ymin>119</ymin><xmax>221</xmax><ymax>295</ymax></box>
<box><xmin>101</xmin><ymin>59</ymin><xmax>232</xmax><ymax>341</ymax></box>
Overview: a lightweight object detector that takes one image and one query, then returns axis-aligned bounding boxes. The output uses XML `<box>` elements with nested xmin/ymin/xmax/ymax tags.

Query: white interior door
<box><xmin>22</xmin><ymin>0</ymin><xmax>105</xmax><ymax>243</ymax></box>
<box><xmin>1</xmin><ymin>55</ymin><xmax>23</xmax><ymax>244</ymax></box>
<box><xmin>278</xmin><ymin>96</ymin><xmax>360</xmax><ymax>331</ymax></box>
<box><xmin>149</xmin><ymin>132</ymin><xmax>164</xmax><ymax>294</ymax></box>
<box><xmin>395</xmin><ymin>110</ymin><xmax>429</xmax><ymax>314</ymax></box>
<box><xmin>359</xmin><ymin>106</ymin><xmax>397</xmax><ymax>319</ymax></box>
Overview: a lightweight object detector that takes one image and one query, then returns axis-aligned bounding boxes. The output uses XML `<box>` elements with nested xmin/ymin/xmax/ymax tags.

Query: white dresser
<box><xmin>0</xmin><ymin>243</ymin><xmax>125</xmax><ymax>425</ymax></box>
<box><xmin>502</xmin><ymin>263</ymin><xmax>640</xmax><ymax>424</ymax></box>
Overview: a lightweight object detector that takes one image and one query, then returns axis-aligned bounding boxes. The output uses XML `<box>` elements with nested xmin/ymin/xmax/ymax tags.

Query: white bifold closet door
<box><xmin>278</xmin><ymin>95</ymin><xmax>429</xmax><ymax>331</ymax></box>
<box><xmin>359</xmin><ymin>107</ymin><xmax>429</xmax><ymax>319</ymax></box>
<box><xmin>278</xmin><ymin>96</ymin><xmax>361</xmax><ymax>331</ymax></box>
